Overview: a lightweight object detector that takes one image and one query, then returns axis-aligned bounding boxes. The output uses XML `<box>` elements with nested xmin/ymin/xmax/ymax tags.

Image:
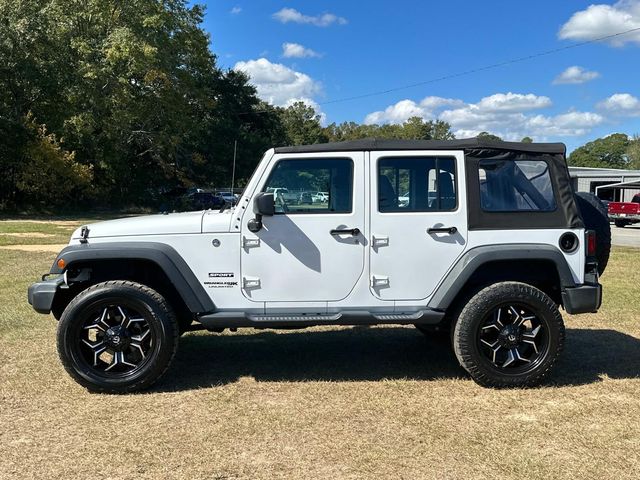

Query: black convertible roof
<box><xmin>274</xmin><ymin>138</ymin><xmax>566</xmax><ymax>155</ymax></box>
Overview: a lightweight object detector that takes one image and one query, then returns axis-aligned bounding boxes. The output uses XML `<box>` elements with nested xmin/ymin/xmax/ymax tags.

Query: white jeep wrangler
<box><xmin>28</xmin><ymin>139</ymin><xmax>609</xmax><ymax>393</ymax></box>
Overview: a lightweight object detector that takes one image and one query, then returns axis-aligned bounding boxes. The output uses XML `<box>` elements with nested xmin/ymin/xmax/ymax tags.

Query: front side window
<box><xmin>378</xmin><ymin>157</ymin><xmax>457</xmax><ymax>212</ymax></box>
<box><xmin>479</xmin><ymin>159</ymin><xmax>556</xmax><ymax>212</ymax></box>
<box><xmin>263</xmin><ymin>158</ymin><xmax>353</xmax><ymax>213</ymax></box>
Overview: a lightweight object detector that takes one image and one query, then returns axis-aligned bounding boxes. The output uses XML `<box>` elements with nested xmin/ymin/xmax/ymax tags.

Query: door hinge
<box><xmin>242</xmin><ymin>236</ymin><xmax>261</xmax><ymax>248</ymax></box>
<box><xmin>370</xmin><ymin>275</ymin><xmax>390</xmax><ymax>288</ymax></box>
<box><xmin>242</xmin><ymin>277</ymin><xmax>261</xmax><ymax>289</ymax></box>
<box><xmin>371</xmin><ymin>235</ymin><xmax>389</xmax><ymax>247</ymax></box>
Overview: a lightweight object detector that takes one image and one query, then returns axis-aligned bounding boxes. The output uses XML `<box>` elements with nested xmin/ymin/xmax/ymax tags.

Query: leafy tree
<box><xmin>626</xmin><ymin>135</ymin><xmax>640</xmax><ymax>170</ymax></box>
<box><xmin>568</xmin><ymin>134</ymin><xmax>630</xmax><ymax>168</ymax></box>
<box><xmin>477</xmin><ymin>132</ymin><xmax>503</xmax><ymax>142</ymax></box>
<box><xmin>15</xmin><ymin>115</ymin><xmax>93</xmax><ymax>206</ymax></box>
<box><xmin>398</xmin><ymin>117</ymin><xmax>455</xmax><ymax>140</ymax></box>
<box><xmin>0</xmin><ymin>0</ymin><xmax>281</xmax><ymax>209</ymax></box>
<box><xmin>521</xmin><ymin>136</ymin><xmax>533</xmax><ymax>143</ymax></box>
<box><xmin>279</xmin><ymin>102</ymin><xmax>328</xmax><ymax>146</ymax></box>
<box><xmin>324</xmin><ymin>117</ymin><xmax>454</xmax><ymax>142</ymax></box>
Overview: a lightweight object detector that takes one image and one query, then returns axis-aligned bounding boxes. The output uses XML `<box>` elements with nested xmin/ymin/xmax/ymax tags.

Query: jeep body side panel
<box><xmin>368</xmin><ymin>150</ymin><xmax>468</xmax><ymax>301</ymax></box>
<box><xmin>50</xmin><ymin>242</ymin><xmax>215</xmax><ymax>313</ymax></box>
<box><xmin>237</xmin><ymin>151</ymin><xmax>368</xmax><ymax>305</ymax></box>
<box><xmin>427</xmin><ymin>243</ymin><xmax>578</xmax><ymax>310</ymax></box>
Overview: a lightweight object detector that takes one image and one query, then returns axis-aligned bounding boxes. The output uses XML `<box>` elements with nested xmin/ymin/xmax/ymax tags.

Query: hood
<box><xmin>71</xmin><ymin>211</ymin><xmax>216</xmax><ymax>239</ymax></box>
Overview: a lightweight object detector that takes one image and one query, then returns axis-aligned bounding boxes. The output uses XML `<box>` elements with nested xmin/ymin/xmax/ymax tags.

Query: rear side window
<box><xmin>378</xmin><ymin>157</ymin><xmax>457</xmax><ymax>212</ymax></box>
<box><xmin>479</xmin><ymin>159</ymin><xmax>556</xmax><ymax>212</ymax></box>
<box><xmin>263</xmin><ymin>158</ymin><xmax>353</xmax><ymax>214</ymax></box>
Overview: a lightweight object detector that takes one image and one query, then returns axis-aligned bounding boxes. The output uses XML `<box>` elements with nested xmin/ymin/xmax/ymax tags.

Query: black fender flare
<box><xmin>427</xmin><ymin>244</ymin><xmax>577</xmax><ymax>311</ymax></box>
<box><xmin>51</xmin><ymin>242</ymin><xmax>215</xmax><ymax>313</ymax></box>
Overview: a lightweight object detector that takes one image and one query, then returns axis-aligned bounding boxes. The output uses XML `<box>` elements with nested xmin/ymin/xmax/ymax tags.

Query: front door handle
<box><xmin>330</xmin><ymin>228</ymin><xmax>360</xmax><ymax>236</ymax></box>
<box><xmin>427</xmin><ymin>226</ymin><xmax>458</xmax><ymax>235</ymax></box>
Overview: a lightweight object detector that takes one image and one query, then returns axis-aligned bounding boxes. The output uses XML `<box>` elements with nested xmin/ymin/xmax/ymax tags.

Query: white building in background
<box><xmin>569</xmin><ymin>167</ymin><xmax>640</xmax><ymax>202</ymax></box>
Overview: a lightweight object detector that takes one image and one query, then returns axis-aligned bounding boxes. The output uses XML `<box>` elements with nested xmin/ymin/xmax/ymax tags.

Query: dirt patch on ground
<box><xmin>2</xmin><ymin>232</ymin><xmax>55</xmax><ymax>238</ymax></box>
<box><xmin>0</xmin><ymin>219</ymin><xmax>83</xmax><ymax>226</ymax></box>
<box><xmin>0</xmin><ymin>244</ymin><xmax>66</xmax><ymax>252</ymax></box>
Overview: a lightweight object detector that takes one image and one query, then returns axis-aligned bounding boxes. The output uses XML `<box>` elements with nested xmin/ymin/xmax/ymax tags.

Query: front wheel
<box><xmin>57</xmin><ymin>281</ymin><xmax>179</xmax><ymax>393</ymax></box>
<box><xmin>452</xmin><ymin>282</ymin><xmax>565</xmax><ymax>388</ymax></box>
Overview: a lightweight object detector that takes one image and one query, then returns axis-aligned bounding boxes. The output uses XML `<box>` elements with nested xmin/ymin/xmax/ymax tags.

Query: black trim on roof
<box><xmin>273</xmin><ymin>138</ymin><xmax>566</xmax><ymax>155</ymax></box>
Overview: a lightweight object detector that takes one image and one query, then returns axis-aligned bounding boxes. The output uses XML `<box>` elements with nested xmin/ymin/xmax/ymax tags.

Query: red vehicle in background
<box><xmin>608</xmin><ymin>193</ymin><xmax>640</xmax><ymax>227</ymax></box>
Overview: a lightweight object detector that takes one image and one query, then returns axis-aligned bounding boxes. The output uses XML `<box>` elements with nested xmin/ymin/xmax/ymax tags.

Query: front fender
<box><xmin>48</xmin><ymin>242</ymin><xmax>215</xmax><ymax>313</ymax></box>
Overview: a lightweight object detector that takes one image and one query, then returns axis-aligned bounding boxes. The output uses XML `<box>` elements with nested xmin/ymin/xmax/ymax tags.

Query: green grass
<box><xmin>1</xmin><ymin>241</ymin><xmax>639</xmax><ymax>479</ymax></box>
<box><xmin>0</xmin><ymin>215</ymin><xmax>134</xmax><ymax>246</ymax></box>
<box><xmin>0</xmin><ymin>221</ymin><xmax>77</xmax><ymax>246</ymax></box>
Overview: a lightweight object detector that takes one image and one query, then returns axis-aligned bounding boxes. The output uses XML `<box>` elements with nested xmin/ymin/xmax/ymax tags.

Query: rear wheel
<box><xmin>57</xmin><ymin>281</ymin><xmax>179</xmax><ymax>393</ymax></box>
<box><xmin>614</xmin><ymin>219</ymin><xmax>628</xmax><ymax>228</ymax></box>
<box><xmin>453</xmin><ymin>282</ymin><xmax>564</xmax><ymax>388</ymax></box>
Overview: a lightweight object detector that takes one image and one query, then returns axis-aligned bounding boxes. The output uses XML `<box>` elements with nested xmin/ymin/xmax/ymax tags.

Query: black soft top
<box><xmin>274</xmin><ymin>137</ymin><xmax>581</xmax><ymax>231</ymax></box>
<box><xmin>274</xmin><ymin>138</ymin><xmax>566</xmax><ymax>155</ymax></box>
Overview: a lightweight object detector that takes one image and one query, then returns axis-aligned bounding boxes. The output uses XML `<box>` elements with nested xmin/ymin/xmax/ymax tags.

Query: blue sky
<box><xmin>200</xmin><ymin>1</ymin><xmax>640</xmax><ymax>151</ymax></box>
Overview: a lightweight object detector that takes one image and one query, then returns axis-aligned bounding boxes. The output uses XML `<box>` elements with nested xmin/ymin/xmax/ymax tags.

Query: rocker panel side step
<box><xmin>198</xmin><ymin>309</ymin><xmax>444</xmax><ymax>329</ymax></box>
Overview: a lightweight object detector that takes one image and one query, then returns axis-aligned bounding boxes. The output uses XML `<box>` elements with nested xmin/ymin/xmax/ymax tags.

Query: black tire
<box><xmin>574</xmin><ymin>192</ymin><xmax>611</xmax><ymax>275</ymax></box>
<box><xmin>452</xmin><ymin>282</ymin><xmax>565</xmax><ymax>388</ymax></box>
<box><xmin>614</xmin><ymin>219</ymin><xmax>628</xmax><ymax>228</ymax></box>
<box><xmin>57</xmin><ymin>281</ymin><xmax>179</xmax><ymax>393</ymax></box>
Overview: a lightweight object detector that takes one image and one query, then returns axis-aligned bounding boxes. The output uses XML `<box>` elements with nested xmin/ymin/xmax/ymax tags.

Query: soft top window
<box><xmin>479</xmin><ymin>159</ymin><xmax>556</xmax><ymax>212</ymax></box>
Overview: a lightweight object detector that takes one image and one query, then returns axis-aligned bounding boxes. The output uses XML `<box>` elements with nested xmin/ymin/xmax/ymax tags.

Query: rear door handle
<box><xmin>330</xmin><ymin>228</ymin><xmax>360</xmax><ymax>236</ymax></box>
<box><xmin>427</xmin><ymin>226</ymin><xmax>458</xmax><ymax>235</ymax></box>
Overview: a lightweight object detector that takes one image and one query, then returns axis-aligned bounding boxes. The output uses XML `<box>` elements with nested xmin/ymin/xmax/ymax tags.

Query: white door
<box><xmin>241</xmin><ymin>153</ymin><xmax>365</xmax><ymax>303</ymax></box>
<box><xmin>369</xmin><ymin>150</ymin><xmax>467</xmax><ymax>301</ymax></box>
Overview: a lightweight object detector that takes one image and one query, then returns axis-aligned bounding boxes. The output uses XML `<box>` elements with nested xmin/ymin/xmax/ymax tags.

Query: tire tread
<box><xmin>453</xmin><ymin>281</ymin><xmax>565</xmax><ymax>388</ymax></box>
<box><xmin>57</xmin><ymin>280</ymin><xmax>179</xmax><ymax>393</ymax></box>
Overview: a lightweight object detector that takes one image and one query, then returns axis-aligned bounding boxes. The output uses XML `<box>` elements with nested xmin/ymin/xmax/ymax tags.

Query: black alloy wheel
<box><xmin>58</xmin><ymin>281</ymin><xmax>178</xmax><ymax>393</ymax></box>
<box><xmin>477</xmin><ymin>304</ymin><xmax>548</xmax><ymax>373</ymax></box>
<box><xmin>453</xmin><ymin>282</ymin><xmax>565</xmax><ymax>388</ymax></box>
<box><xmin>76</xmin><ymin>303</ymin><xmax>153</xmax><ymax>376</ymax></box>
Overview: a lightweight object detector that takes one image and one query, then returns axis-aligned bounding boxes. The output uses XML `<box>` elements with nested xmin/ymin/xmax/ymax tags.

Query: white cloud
<box><xmin>474</xmin><ymin>93</ymin><xmax>552</xmax><ymax>112</ymax></box>
<box><xmin>598</xmin><ymin>93</ymin><xmax>640</xmax><ymax>115</ymax></box>
<box><xmin>365</xmin><ymin>100</ymin><xmax>426</xmax><ymax>124</ymax></box>
<box><xmin>272</xmin><ymin>8</ymin><xmax>347</xmax><ymax>27</ymax></box>
<box><xmin>282</xmin><ymin>42</ymin><xmax>321</xmax><ymax>58</ymax></box>
<box><xmin>419</xmin><ymin>96</ymin><xmax>466</xmax><ymax>110</ymax></box>
<box><xmin>559</xmin><ymin>1</ymin><xmax>640</xmax><ymax>46</ymax></box>
<box><xmin>230</xmin><ymin>6</ymin><xmax>242</xmax><ymax>15</ymax></box>
<box><xmin>233</xmin><ymin>57</ymin><xmax>322</xmax><ymax>107</ymax></box>
<box><xmin>553</xmin><ymin>66</ymin><xmax>601</xmax><ymax>84</ymax></box>
<box><xmin>364</xmin><ymin>96</ymin><xmax>464</xmax><ymax>124</ymax></box>
<box><xmin>365</xmin><ymin>92</ymin><xmax>605</xmax><ymax>140</ymax></box>
<box><xmin>526</xmin><ymin>112</ymin><xmax>605</xmax><ymax>137</ymax></box>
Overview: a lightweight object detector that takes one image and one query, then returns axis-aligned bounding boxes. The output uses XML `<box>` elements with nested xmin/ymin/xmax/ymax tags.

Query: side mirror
<box><xmin>248</xmin><ymin>193</ymin><xmax>275</xmax><ymax>232</ymax></box>
<box><xmin>253</xmin><ymin>192</ymin><xmax>275</xmax><ymax>216</ymax></box>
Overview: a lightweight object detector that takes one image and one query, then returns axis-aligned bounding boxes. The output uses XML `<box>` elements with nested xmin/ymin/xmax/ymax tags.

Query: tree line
<box><xmin>0</xmin><ymin>0</ymin><xmax>458</xmax><ymax>212</ymax></box>
<box><xmin>1</xmin><ymin>0</ymin><xmax>638</xmax><ymax>212</ymax></box>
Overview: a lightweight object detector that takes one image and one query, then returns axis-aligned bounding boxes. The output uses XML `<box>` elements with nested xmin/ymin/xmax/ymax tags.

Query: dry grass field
<box><xmin>1</xmin><ymin>220</ymin><xmax>639</xmax><ymax>479</ymax></box>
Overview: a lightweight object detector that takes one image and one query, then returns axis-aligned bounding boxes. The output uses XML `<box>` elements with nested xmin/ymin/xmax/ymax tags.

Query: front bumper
<box><xmin>27</xmin><ymin>276</ymin><xmax>65</xmax><ymax>314</ymax></box>
<box><xmin>562</xmin><ymin>283</ymin><xmax>602</xmax><ymax>314</ymax></box>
